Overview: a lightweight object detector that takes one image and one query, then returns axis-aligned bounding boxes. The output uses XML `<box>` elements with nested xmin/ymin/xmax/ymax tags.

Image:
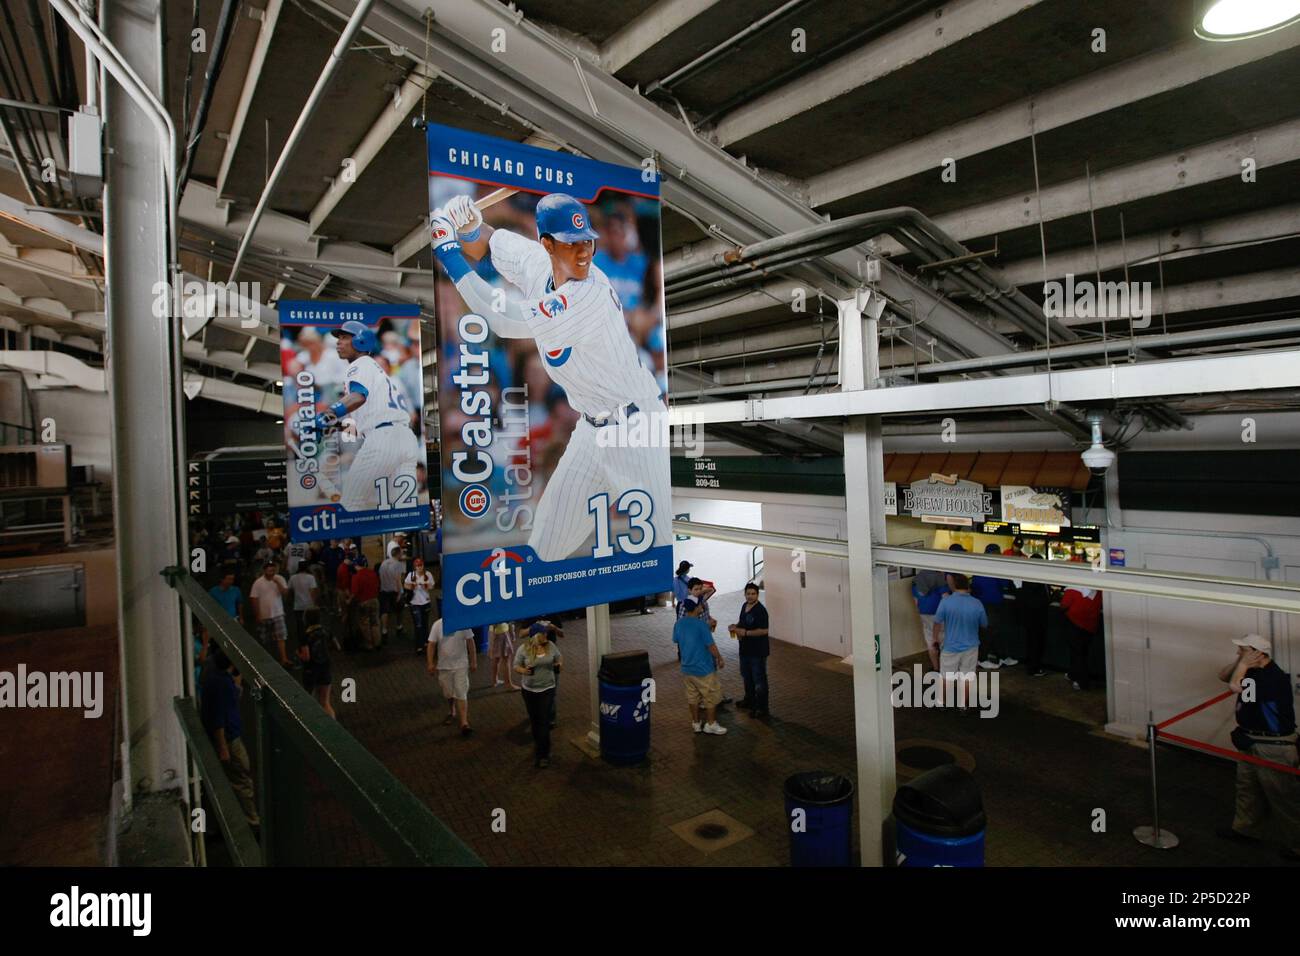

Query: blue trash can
<box><xmin>597</xmin><ymin>650</ymin><xmax>651</xmax><ymax>765</ymax></box>
<box><xmin>474</xmin><ymin>624</ymin><xmax>489</xmax><ymax>654</ymax></box>
<box><xmin>784</xmin><ymin>772</ymin><xmax>854</xmax><ymax>867</ymax></box>
<box><xmin>893</xmin><ymin>765</ymin><xmax>986</xmax><ymax>867</ymax></box>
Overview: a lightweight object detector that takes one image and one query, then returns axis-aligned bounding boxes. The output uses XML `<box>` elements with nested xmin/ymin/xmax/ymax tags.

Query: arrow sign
<box><xmin>188</xmin><ymin>461</ymin><xmax>200</xmax><ymax>473</ymax></box>
<box><xmin>189</xmin><ymin>476</ymin><xmax>200</xmax><ymax>486</ymax></box>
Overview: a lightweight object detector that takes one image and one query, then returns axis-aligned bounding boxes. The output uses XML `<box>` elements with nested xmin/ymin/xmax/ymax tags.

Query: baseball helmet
<box><xmin>337</xmin><ymin>320</ymin><xmax>379</xmax><ymax>354</ymax></box>
<box><xmin>535</xmin><ymin>193</ymin><xmax>599</xmax><ymax>243</ymax></box>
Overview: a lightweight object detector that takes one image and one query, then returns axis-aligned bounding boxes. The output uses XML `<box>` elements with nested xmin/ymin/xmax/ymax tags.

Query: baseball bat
<box><xmin>475</xmin><ymin>186</ymin><xmax>517</xmax><ymax>212</ymax></box>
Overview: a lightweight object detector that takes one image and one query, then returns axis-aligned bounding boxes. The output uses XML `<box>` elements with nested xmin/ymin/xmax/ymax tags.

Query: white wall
<box><xmin>1105</xmin><ymin>509</ymin><xmax>1300</xmax><ymax>747</ymax></box>
<box><xmin>760</xmin><ymin>495</ymin><xmax>850</xmax><ymax>657</ymax></box>
<box><xmin>670</xmin><ymin>489</ymin><xmax>762</xmax><ymax>595</ymax></box>
<box><xmin>34</xmin><ymin>389</ymin><xmax>113</xmax><ymax>485</ymax></box>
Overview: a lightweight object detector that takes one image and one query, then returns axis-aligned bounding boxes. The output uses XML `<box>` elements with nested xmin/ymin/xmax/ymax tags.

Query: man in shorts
<box><xmin>249</xmin><ymin>561</ymin><xmax>292</xmax><ymax>667</ymax></box>
<box><xmin>427</xmin><ymin>617</ymin><xmax>477</xmax><ymax>736</ymax></box>
<box><xmin>673</xmin><ymin>597</ymin><xmax>727</xmax><ymax>736</ymax></box>
<box><xmin>933</xmin><ymin>573</ymin><xmax>988</xmax><ymax>713</ymax></box>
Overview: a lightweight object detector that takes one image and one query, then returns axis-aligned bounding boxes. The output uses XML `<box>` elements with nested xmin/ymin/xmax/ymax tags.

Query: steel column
<box><xmin>840</xmin><ymin>294</ymin><xmax>895</xmax><ymax>866</ymax></box>
<box><xmin>586</xmin><ymin>603</ymin><xmax>612</xmax><ymax>747</ymax></box>
<box><xmin>102</xmin><ymin>0</ymin><xmax>188</xmax><ymax>806</ymax></box>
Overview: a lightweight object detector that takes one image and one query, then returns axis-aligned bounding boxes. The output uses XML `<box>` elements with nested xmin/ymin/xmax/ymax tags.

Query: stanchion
<box><xmin>1133</xmin><ymin>720</ymin><xmax>1179</xmax><ymax>849</ymax></box>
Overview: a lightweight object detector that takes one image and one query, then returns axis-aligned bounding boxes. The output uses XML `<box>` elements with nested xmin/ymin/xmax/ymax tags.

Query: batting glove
<box><xmin>445</xmin><ymin>195</ymin><xmax>483</xmax><ymax>239</ymax></box>
<box><xmin>430</xmin><ymin>211</ymin><xmax>472</xmax><ymax>282</ymax></box>
<box><xmin>313</xmin><ymin>410</ymin><xmax>340</xmax><ymax>435</ymax></box>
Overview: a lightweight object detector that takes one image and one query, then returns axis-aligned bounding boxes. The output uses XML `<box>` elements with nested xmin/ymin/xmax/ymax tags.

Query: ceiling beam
<box><xmin>888</xmin><ymin>120</ymin><xmax>1300</xmax><ymax>251</ymax></box>
<box><xmin>996</xmin><ymin>203</ymin><xmax>1300</xmax><ymax>287</ymax></box>
<box><xmin>311</xmin><ymin>0</ymin><xmax>860</xmax><ymax>292</ymax></box>
<box><xmin>216</xmin><ymin>0</ymin><xmax>285</xmax><ymax>199</ymax></box>
<box><xmin>308</xmin><ymin>63</ymin><xmax>435</xmax><ymax>233</ymax></box>
<box><xmin>600</xmin><ymin>0</ymin><xmax>724</xmax><ymax>73</ymax></box>
<box><xmin>713</xmin><ymin>0</ymin><xmax>1044</xmax><ymax>148</ymax></box>
<box><xmin>808</xmin><ymin>29</ymin><xmax>1300</xmax><ymax>208</ymax></box>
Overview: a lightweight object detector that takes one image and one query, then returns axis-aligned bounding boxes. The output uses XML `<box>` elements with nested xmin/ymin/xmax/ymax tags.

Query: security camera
<box><xmin>1081</xmin><ymin>411</ymin><xmax>1115</xmax><ymax>475</ymax></box>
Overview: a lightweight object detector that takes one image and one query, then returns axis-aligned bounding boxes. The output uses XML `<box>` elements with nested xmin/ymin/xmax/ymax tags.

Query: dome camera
<box><xmin>1081</xmin><ymin>411</ymin><xmax>1115</xmax><ymax>476</ymax></box>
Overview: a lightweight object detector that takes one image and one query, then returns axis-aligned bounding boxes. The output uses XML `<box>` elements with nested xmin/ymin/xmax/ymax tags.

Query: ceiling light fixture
<box><xmin>1195</xmin><ymin>0</ymin><xmax>1300</xmax><ymax>40</ymax></box>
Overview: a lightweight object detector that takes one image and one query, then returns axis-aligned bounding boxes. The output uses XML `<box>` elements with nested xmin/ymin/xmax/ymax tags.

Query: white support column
<box><xmin>839</xmin><ymin>293</ymin><xmax>895</xmax><ymax>866</ymax></box>
<box><xmin>586</xmin><ymin>603</ymin><xmax>612</xmax><ymax>746</ymax></box>
<box><xmin>103</xmin><ymin>0</ymin><xmax>187</xmax><ymax>808</ymax></box>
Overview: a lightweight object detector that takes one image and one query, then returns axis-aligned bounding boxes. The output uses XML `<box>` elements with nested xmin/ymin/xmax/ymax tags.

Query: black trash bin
<box><xmin>597</xmin><ymin>650</ymin><xmax>652</xmax><ymax>765</ymax></box>
<box><xmin>893</xmin><ymin>764</ymin><xmax>986</xmax><ymax>867</ymax></box>
<box><xmin>784</xmin><ymin>771</ymin><xmax>854</xmax><ymax>867</ymax></box>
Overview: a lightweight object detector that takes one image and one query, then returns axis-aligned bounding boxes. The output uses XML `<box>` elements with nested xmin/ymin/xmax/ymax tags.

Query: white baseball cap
<box><xmin>1231</xmin><ymin>633</ymin><xmax>1272</xmax><ymax>654</ymax></box>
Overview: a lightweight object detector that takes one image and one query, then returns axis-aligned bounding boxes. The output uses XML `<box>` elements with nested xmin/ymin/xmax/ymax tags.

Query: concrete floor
<box><xmin>313</xmin><ymin>590</ymin><xmax>1294</xmax><ymax>867</ymax></box>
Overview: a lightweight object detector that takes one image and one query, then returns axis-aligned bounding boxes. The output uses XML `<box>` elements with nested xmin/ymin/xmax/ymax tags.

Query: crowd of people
<box><xmin>911</xmin><ymin>537</ymin><xmax>1105</xmax><ymax>709</ymax></box>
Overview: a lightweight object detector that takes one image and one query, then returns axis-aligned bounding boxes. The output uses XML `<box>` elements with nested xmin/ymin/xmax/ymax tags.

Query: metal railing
<box><xmin>163</xmin><ymin>566</ymin><xmax>482</xmax><ymax>866</ymax></box>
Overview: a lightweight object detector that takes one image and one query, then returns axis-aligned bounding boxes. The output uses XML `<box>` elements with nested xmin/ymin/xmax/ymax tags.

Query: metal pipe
<box><xmin>228</xmin><ymin>0</ymin><xmax>377</xmax><ymax>282</ymax></box>
<box><xmin>906</xmin><ymin>316</ymin><xmax>1300</xmax><ymax>376</ymax></box>
<box><xmin>645</xmin><ymin>0</ymin><xmax>813</xmax><ymax>95</ymax></box>
<box><xmin>49</xmin><ymin>0</ymin><xmax>178</xmax><ymax>274</ymax></box>
<box><xmin>177</xmin><ymin>0</ymin><xmax>239</xmax><ymax>198</ymax></box>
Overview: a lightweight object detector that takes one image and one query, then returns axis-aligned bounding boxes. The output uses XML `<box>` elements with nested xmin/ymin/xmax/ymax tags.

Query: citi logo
<box><xmin>544</xmin><ymin>346</ymin><xmax>572</xmax><ymax>367</ymax></box>
<box><xmin>455</xmin><ymin>550</ymin><xmax>525</xmax><ymax>606</ymax></box>
<box><xmin>460</xmin><ymin>483</ymin><xmax>491</xmax><ymax>518</ymax></box>
<box><xmin>296</xmin><ymin>505</ymin><xmax>338</xmax><ymax>534</ymax></box>
<box><xmin>536</xmin><ymin>293</ymin><xmax>568</xmax><ymax>318</ymax></box>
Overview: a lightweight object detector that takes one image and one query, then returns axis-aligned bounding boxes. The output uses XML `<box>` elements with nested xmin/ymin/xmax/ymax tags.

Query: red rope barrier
<box><xmin>1158</xmin><ymin>730</ymin><xmax>1300</xmax><ymax>777</ymax></box>
<box><xmin>1155</xmin><ymin>690</ymin><xmax>1235</xmax><ymax>730</ymax></box>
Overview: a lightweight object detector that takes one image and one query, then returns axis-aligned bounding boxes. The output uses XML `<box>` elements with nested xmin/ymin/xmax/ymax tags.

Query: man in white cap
<box><xmin>1216</xmin><ymin>633</ymin><xmax>1300</xmax><ymax>861</ymax></box>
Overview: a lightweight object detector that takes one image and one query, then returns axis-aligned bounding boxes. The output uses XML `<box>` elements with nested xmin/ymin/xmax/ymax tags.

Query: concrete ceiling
<box><xmin>1</xmin><ymin>0</ymin><xmax>1297</xmax><ymax>451</ymax></box>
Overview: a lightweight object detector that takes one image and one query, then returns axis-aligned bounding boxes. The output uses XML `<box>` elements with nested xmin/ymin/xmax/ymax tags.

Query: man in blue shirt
<box><xmin>1217</xmin><ymin>633</ymin><xmax>1300</xmax><ymax>860</ymax></box>
<box><xmin>673</xmin><ymin>598</ymin><xmax>727</xmax><ymax>736</ymax></box>
<box><xmin>208</xmin><ymin>569</ymin><xmax>243</xmax><ymax>620</ymax></box>
<box><xmin>933</xmin><ymin>574</ymin><xmax>988</xmax><ymax>712</ymax></box>
<box><xmin>731</xmin><ymin>583</ymin><xmax>771</xmax><ymax>718</ymax></box>
<box><xmin>672</xmin><ymin>561</ymin><xmax>693</xmax><ymax>610</ymax></box>
<box><xmin>200</xmin><ymin>648</ymin><xmax>259</xmax><ymax>827</ymax></box>
<box><xmin>971</xmin><ymin>543</ymin><xmax>1017</xmax><ymax>670</ymax></box>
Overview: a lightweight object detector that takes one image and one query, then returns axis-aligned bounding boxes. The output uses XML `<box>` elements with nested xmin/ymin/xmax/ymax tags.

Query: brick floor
<box><xmin>319</xmin><ymin>590</ymin><xmax>1293</xmax><ymax>867</ymax></box>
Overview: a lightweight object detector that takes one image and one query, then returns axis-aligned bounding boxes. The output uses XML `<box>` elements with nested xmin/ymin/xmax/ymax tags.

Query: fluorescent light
<box><xmin>1196</xmin><ymin>0</ymin><xmax>1300</xmax><ymax>40</ymax></box>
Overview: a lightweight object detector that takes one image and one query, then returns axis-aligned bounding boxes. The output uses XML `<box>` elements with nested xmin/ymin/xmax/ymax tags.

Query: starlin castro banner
<box><xmin>424</xmin><ymin>122</ymin><xmax>672</xmax><ymax>629</ymax></box>
<box><xmin>279</xmin><ymin>300</ymin><xmax>430</xmax><ymax>542</ymax></box>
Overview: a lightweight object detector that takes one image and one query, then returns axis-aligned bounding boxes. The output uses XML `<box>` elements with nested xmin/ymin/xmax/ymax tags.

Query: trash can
<box><xmin>474</xmin><ymin>624</ymin><xmax>489</xmax><ymax>654</ymax></box>
<box><xmin>597</xmin><ymin>650</ymin><xmax>652</xmax><ymax>765</ymax></box>
<box><xmin>892</xmin><ymin>765</ymin><xmax>986</xmax><ymax>867</ymax></box>
<box><xmin>784</xmin><ymin>771</ymin><xmax>854</xmax><ymax>867</ymax></box>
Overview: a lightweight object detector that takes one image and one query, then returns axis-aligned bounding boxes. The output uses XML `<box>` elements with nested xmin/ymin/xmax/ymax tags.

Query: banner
<box><xmin>1000</xmin><ymin>485</ymin><xmax>1072</xmax><ymax>533</ymax></box>
<box><xmin>279</xmin><ymin>300</ymin><xmax>430</xmax><ymax>542</ymax></box>
<box><xmin>425</xmin><ymin>122</ymin><xmax>672</xmax><ymax>629</ymax></box>
<box><xmin>903</xmin><ymin>476</ymin><xmax>993</xmax><ymax>526</ymax></box>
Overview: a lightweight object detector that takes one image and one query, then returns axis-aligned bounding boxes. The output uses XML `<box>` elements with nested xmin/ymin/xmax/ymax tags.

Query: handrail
<box><xmin>172</xmin><ymin>696</ymin><xmax>264</xmax><ymax>866</ymax></box>
<box><xmin>162</xmin><ymin>566</ymin><xmax>482</xmax><ymax>866</ymax></box>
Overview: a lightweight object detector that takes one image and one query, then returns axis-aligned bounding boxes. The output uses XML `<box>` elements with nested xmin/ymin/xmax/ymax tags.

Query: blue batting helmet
<box><xmin>535</xmin><ymin>193</ymin><xmax>599</xmax><ymax>243</ymax></box>
<box><xmin>337</xmin><ymin>320</ymin><xmax>379</xmax><ymax>354</ymax></box>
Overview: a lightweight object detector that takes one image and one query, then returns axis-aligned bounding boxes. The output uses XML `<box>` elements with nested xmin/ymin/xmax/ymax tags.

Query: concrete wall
<box><xmin>1104</xmin><ymin>508</ymin><xmax>1300</xmax><ymax>749</ymax></box>
<box><xmin>669</xmin><ymin>490</ymin><xmax>761</xmax><ymax>596</ymax></box>
<box><xmin>32</xmin><ymin>390</ymin><xmax>113</xmax><ymax>487</ymax></box>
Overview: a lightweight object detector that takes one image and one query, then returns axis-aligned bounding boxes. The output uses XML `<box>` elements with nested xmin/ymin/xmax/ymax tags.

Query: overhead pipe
<box><xmin>663</xmin><ymin>206</ymin><xmax>1067</xmax><ymax>344</ymax></box>
<box><xmin>905</xmin><ymin>316</ymin><xmax>1300</xmax><ymax>376</ymax></box>
<box><xmin>177</xmin><ymin>0</ymin><xmax>239</xmax><ymax>199</ymax></box>
<box><xmin>228</xmin><ymin>0</ymin><xmax>376</xmax><ymax>282</ymax></box>
<box><xmin>48</xmin><ymin>0</ymin><xmax>179</xmax><ymax>276</ymax></box>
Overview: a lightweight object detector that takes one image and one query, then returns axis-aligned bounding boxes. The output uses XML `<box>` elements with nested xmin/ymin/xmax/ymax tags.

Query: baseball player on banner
<box><xmin>429</xmin><ymin>192</ymin><xmax>671</xmax><ymax>563</ymax></box>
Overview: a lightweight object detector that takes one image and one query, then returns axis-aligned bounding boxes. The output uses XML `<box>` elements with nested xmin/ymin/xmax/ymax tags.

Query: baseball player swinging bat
<box><xmin>428</xmin><ymin>190</ymin><xmax>671</xmax><ymax>563</ymax></box>
<box><xmin>304</xmin><ymin>322</ymin><xmax>422</xmax><ymax>514</ymax></box>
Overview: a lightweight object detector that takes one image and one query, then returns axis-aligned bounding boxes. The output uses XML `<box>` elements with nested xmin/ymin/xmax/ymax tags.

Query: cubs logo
<box><xmin>536</xmin><ymin>293</ymin><xmax>568</xmax><ymax>318</ymax></box>
<box><xmin>544</xmin><ymin>346</ymin><xmax>572</xmax><ymax>368</ymax></box>
<box><xmin>300</xmin><ymin>473</ymin><xmax>318</xmax><ymax>490</ymax></box>
<box><xmin>460</xmin><ymin>483</ymin><xmax>491</xmax><ymax>519</ymax></box>
<box><xmin>571</xmin><ymin>211</ymin><xmax>585</xmax><ymax>230</ymax></box>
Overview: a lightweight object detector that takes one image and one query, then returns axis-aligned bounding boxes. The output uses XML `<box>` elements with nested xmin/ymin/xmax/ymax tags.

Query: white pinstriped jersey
<box><xmin>489</xmin><ymin>228</ymin><xmax>662</xmax><ymax>419</ymax></box>
<box><xmin>344</xmin><ymin>354</ymin><xmax>410</xmax><ymax>437</ymax></box>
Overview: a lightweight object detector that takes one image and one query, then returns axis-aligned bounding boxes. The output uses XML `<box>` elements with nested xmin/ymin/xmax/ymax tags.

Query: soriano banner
<box><xmin>279</xmin><ymin>300</ymin><xmax>430</xmax><ymax>542</ymax></box>
<box><xmin>424</xmin><ymin>121</ymin><xmax>672</xmax><ymax>629</ymax></box>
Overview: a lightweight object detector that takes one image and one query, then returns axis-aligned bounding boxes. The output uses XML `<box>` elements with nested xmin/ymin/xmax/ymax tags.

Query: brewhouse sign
<box><xmin>903</xmin><ymin>475</ymin><xmax>993</xmax><ymax>525</ymax></box>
